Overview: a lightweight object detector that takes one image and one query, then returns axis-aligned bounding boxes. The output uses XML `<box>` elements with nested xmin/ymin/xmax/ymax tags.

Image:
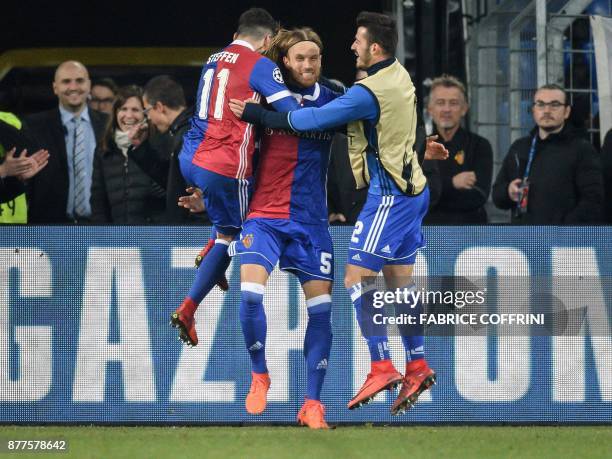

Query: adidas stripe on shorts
<box><xmin>348</xmin><ymin>187</ymin><xmax>430</xmax><ymax>272</ymax></box>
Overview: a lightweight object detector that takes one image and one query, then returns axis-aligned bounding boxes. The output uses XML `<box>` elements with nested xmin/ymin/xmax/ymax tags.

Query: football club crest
<box><xmin>242</xmin><ymin>233</ymin><xmax>254</xmax><ymax>248</ymax></box>
<box><xmin>454</xmin><ymin>150</ymin><xmax>465</xmax><ymax>165</ymax></box>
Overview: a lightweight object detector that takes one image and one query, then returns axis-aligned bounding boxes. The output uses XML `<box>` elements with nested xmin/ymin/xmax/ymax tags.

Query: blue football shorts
<box><xmin>229</xmin><ymin>217</ymin><xmax>334</xmax><ymax>284</ymax></box>
<box><xmin>179</xmin><ymin>157</ymin><xmax>252</xmax><ymax>236</ymax></box>
<box><xmin>348</xmin><ymin>187</ymin><xmax>430</xmax><ymax>272</ymax></box>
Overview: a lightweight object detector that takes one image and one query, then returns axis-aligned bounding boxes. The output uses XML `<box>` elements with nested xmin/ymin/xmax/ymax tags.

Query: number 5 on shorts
<box><xmin>320</xmin><ymin>252</ymin><xmax>332</xmax><ymax>274</ymax></box>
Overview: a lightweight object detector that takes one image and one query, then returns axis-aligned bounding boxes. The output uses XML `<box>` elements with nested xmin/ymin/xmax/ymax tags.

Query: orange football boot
<box><xmin>347</xmin><ymin>359</ymin><xmax>403</xmax><ymax>410</ymax></box>
<box><xmin>297</xmin><ymin>398</ymin><xmax>329</xmax><ymax>429</ymax></box>
<box><xmin>390</xmin><ymin>359</ymin><xmax>436</xmax><ymax>415</ymax></box>
<box><xmin>245</xmin><ymin>372</ymin><xmax>271</xmax><ymax>415</ymax></box>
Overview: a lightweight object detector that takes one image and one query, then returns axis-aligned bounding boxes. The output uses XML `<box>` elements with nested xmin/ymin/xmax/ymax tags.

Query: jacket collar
<box><xmin>366</xmin><ymin>57</ymin><xmax>396</xmax><ymax>76</ymax></box>
<box><xmin>169</xmin><ymin>107</ymin><xmax>192</xmax><ymax>136</ymax></box>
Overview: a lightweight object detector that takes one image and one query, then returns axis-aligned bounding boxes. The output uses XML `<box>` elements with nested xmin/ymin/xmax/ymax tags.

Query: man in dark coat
<box><xmin>492</xmin><ymin>84</ymin><xmax>603</xmax><ymax>224</ymax></box>
<box><xmin>23</xmin><ymin>61</ymin><xmax>107</xmax><ymax>223</ymax></box>
<box><xmin>128</xmin><ymin>75</ymin><xmax>206</xmax><ymax>223</ymax></box>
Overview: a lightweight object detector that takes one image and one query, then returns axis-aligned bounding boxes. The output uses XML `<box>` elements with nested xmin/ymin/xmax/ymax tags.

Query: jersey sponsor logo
<box><xmin>381</xmin><ymin>245</ymin><xmax>391</xmax><ymax>254</ymax></box>
<box><xmin>249</xmin><ymin>341</ymin><xmax>264</xmax><ymax>351</ymax></box>
<box><xmin>272</xmin><ymin>67</ymin><xmax>284</xmax><ymax>84</ymax></box>
<box><xmin>454</xmin><ymin>150</ymin><xmax>465</xmax><ymax>165</ymax></box>
<box><xmin>263</xmin><ymin>127</ymin><xmax>333</xmax><ymax>141</ymax></box>
<box><xmin>242</xmin><ymin>233</ymin><xmax>254</xmax><ymax>249</ymax></box>
<box><xmin>351</xmin><ymin>253</ymin><xmax>362</xmax><ymax>261</ymax></box>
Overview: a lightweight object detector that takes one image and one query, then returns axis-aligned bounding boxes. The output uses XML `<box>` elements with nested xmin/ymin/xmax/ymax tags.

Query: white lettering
<box><xmin>454</xmin><ymin>248</ymin><xmax>530</xmax><ymax>401</ymax></box>
<box><xmin>169</xmin><ymin>247</ymin><xmax>236</xmax><ymax>402</ymax></box>
<box><xmin>0</xmin><ymin>248</ymin><xmax>52</xmax><ymax>401</ymax></box>
<box><xmin>552</xmin><ymin>247</ymin><xmax>612</xmax><ymax>402</ymax></box>
<box><xmin>73</xmin><ymin>248</ymin><xmax>156</xmax><ymax>402</ymax></box>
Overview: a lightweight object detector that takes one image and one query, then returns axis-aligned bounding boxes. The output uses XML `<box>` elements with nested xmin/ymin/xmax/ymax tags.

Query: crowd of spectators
<box><xmin>0</xmin><ymin>60</ymin><xmax>609</xmax><ymax>225</ymax></box>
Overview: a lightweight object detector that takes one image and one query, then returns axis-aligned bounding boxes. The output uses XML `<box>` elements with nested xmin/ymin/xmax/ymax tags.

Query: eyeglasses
<box><xmin>532</xmin><ymin>100</ymin><xmax>566</xmax><ymax>110</ymax></box>
<box><xmin>90</xmin><ymin>97</ymin><xmax>114</xmax><ymax>105</ymax></box>
<box><xmin>143</xmin><ymin>107</ymin><xmax>153</xmax><ymax>117</ymax></box>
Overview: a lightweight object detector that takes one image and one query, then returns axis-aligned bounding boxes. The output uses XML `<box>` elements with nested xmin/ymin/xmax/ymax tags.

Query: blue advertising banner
<box><xmin>0</xmin><ymin>226</ymin><xmax>610</xmax><ymax>423</ymax></box>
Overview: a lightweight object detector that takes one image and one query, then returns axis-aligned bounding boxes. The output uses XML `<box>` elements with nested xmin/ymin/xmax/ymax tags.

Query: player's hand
<box><xmin>508</xmin><ymin>178</ymin><xmax>523</xmax><ymax>202</ymax></box>
<box><xmin>0</xmin><ymin>148</ymin><xmax>32</xmax><ymax>178</ymax></box>
<box><xmin>452</xmin><ymin>171</ymin><xmax>477</xmax><ymax>190</ymax></box>
<box><xmin>128</xmin><ymin>121</ymin><xmax>148</xmax><ymax>148</ymax></box>
<box><xmin>229</xmin><ymin>98</ymin><xmax>258</xmax><ymax>119</ymax></box>
<box><xmin>17</xmin><ymin>149</ymin><xmax>49</xmax><ymax>180</ymax></box>
<box><xmin>178</xmin><ymin>186</ymin><xmax>206</xmax><ymax>213</ymax></box>
<box><xmin>328</xmin><ymin>212</ymin><xmax>347</xmax><ymax>223</ymax></box>
<box><xmin>424</xmin><ymin>135</ymin><xmax>449</xmax><ymax>160</ymax></box>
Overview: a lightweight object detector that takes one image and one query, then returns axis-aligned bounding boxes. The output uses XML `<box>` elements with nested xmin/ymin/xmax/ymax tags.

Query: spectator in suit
<box><xmin>90</xmin><ymin>85</ymin><xmax>164</xmax><ymax>223</ymax></box>
<box><xmin>425</xmin><ymin>75</ymin><xmax>493</xmax><ymax>224</ymax></box>
<box><xmin>89</xmin><ymin>78</ymin><xmax>118</xmax><ymax>115</ymax></box>
<box><xmin>24</xmin><ymin>60</ymin><xmax>107</xmax><ymax>223</ymax></box>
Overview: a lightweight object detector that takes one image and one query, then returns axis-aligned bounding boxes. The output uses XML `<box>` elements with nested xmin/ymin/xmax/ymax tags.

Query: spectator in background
<box><xmin>128</xmin><ymin>75</ymin><xmax>202</xmax><ymax>223</ymax></box>
<box><xmin>24</xmin><ymin>61</ymin><xmax>107</xmax><ymax>223</ymax></box>
<box><xmin>425</xmin><ymin>75</ymin><xmax>492</xmax><ymax>224</ymax></box>
<box><xmin>89</xmin><ymin>78</ymin><xmax>118</xmax><ymax>115</ymax></box>
<box><xmin>90</xmin><ymin>85</ymin><xmax>164</xmax><ymax>223</ymax></box>
<box><xmin>602</xmin><ymin>128</ymin><xmax>612</xmax><ymax>223</ymax></box>
<box><xmin>0</xmin><ymin>112</ymin><xmax>48</xmax><ymax>219</ymax></box>
<box><xmin>0</xmin><ymin>114</ymin><xmax>48</xmax><ymax>206</ymax></box>
<box><xmin>327</xmin><ymin>132</ymin><xmax>367</xmax><ymax>224</ymax></box>
<box><xmin>492</xmin><ymin>84</ymin><xmax>603</xmax><ymax>224</ymax></box>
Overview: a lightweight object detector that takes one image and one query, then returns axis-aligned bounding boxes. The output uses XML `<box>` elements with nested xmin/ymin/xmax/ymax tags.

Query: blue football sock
<box><xmin>187</xmin><ymin>238</ymin><xmax>230</xmax><ymax>304</ymax></box>
<box><xmin>239</xmin><ymin>282</ymin><xmax>268</xmax><ymax>374</ymax></box>
<box><xmin>304</xmin><ymin>295</ymin><xmax>332</xmax><ymax>401</ymax></box>
<box><xmin>395</xmin><ymin>282</ymin><xmax>425</xmax><ymax>362</ymax></box>
<box><xmin>348</xmin><ymin>283</ymin><xmax>390</xmax><ymax>362</ymax></box>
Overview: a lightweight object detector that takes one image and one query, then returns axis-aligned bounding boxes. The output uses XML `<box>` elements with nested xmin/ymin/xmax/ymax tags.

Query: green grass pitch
<box><xmin>0</xmin><ymin>425</ymin><xmax>610</xmax><ymax>459</ymax></box>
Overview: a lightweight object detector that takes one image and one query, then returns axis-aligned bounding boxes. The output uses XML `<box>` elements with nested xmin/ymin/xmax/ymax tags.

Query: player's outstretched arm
<box><xmin>230</xmin><ymin>85</ymin><xmax>377</xmax><ymax>133</ymax></box>
<box><xmin>229</xmin><ymin>99</ymin><xmax>292</xmax><ymax>130</ymax></box>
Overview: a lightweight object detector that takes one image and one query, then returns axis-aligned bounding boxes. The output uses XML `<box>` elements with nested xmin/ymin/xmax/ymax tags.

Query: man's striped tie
<box><xmin>73</xmin><ymin>116</ymin><xmax>88</xmax><ymax>217</ymax></box>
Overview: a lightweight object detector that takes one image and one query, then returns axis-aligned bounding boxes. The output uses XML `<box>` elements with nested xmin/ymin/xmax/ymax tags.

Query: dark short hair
<box><xmin>356</xmin><ymin>11</ymin><xmax>398</xmax><ymax>57</ymax></box>
<box><xmin>236</xmin><ymin>8</ymin><xmax>278</xmax><ymax>40</ymax></box>
<box><xmin>91</xmin><ymin>77</ymin><xmax>118</xmax><ymax>95</ymax></box>
<box><xmin>143</xmin><ymin>75</ymin><xmax>186</xmax><ymax>110</ymax></box>
<box><xmin>102</xmin><ymin>84</ymin><xmax>143</xmax><ymax>151</ymax></box>
<box><xmin>536</xmin><ymin>83</ymin><xmax>569</xmax><ymax>104</ymax></box>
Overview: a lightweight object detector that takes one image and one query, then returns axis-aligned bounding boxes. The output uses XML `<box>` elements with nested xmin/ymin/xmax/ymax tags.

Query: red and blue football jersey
<box><xmin>180</xmin><ymin>40</ymin><xmax>298</xmax><ymax>179</ymax></box>
<box><xmin>247</xmin><ymin>83</ymin><xmax>339</xmax><ymax>224</ymax></box>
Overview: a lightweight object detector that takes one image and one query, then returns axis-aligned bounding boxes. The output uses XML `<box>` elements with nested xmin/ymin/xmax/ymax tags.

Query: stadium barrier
<box><xmin>1</xmin><ymin>226</ymin><xmax>610</xmax><ymax>424</ymax></box>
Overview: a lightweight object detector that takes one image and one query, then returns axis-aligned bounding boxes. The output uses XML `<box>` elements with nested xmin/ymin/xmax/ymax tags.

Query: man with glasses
<box><xmin>127</xmin><ymin>75</ymin><xmax>198</xmax><ymax>224</ymax></box>
<box><xmin>89</xmin><ymin>78</ymin><xmax>117</xmax><ymax>115</ymax></box>
<box><xmin>492</xmin><ymin>84</ymin><xmax>603</xmax><ymax>223</ymax></box>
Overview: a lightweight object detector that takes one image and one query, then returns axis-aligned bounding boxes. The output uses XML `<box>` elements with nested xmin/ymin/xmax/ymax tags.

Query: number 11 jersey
<box><xmin>180</xmin><ymin>39</ymin><xmax>298</xmax><ymax>180</ymax></box>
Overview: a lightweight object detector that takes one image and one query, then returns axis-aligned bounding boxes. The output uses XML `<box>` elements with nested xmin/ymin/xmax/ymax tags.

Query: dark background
<box><xmin>3</xmin><ymin>0</ymin><xmax>388</xmax><ymax>86</ymax></box>
<box><xmin>2</xmin><ymin>0</ymin><xmax>465</xmax><ymax>115</ymax></box>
